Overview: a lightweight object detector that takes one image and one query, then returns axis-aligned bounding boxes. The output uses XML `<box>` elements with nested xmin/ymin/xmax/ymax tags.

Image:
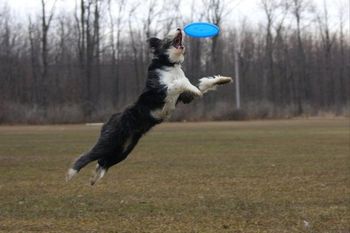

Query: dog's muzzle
<box><xmin>173</xmin><ymin>28</ymin><xmax>184</xmax><ymax>49</ymax></box>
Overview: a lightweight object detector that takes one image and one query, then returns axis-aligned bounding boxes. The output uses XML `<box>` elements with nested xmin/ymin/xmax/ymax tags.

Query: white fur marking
<box><xmin>166</xmin><ymin>47</ymin><xmax>184</xmax><ymax>63</ymax></box>
<box><xmin>151</xmin><ymin>65</ymin><xmax>201</xmax><ymax>120</ymax></box>
<box><xmin>66</xmin><ymin>168</ymin><xmax>78</xmax><ymax>182</ymax></box>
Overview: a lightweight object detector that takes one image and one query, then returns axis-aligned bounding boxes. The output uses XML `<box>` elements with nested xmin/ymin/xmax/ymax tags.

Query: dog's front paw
<box><xmin>194</xmin><ymin>89</ymin><xmax>203</xmax><ymax>97</ymax></box>
<box><xmin>213</xmin><ymin>75</ymin><xmax>233</xmax><ymax>85</ymax></box>
<box><xmin>199</xmin><ymin>75</ymin><xmax>233</xmax><ymax>93</ymax></box>
<box><xmin>186</xmin><ymin>85</ymin><xmax>202</xmax><ymax>97</ymax></box>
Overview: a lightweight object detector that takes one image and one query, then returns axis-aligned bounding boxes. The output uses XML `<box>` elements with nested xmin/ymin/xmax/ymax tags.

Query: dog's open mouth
<box><xmin>172</xmin><ymin>31</ymin><xmax>183</xmax><ymax>49</ymax></box>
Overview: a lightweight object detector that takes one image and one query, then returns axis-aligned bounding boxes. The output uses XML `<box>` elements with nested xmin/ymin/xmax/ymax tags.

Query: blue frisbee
<box><xmin>184</xmin><ymin>22</ymin><xmax>220</xmax><ymax>38</ymax></box>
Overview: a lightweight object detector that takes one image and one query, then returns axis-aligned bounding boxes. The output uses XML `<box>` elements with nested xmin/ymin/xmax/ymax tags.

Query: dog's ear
<box><xmin>147</xmin><ymin>37</ymin><xmax>162</xmax><ymax>51</ymax></box>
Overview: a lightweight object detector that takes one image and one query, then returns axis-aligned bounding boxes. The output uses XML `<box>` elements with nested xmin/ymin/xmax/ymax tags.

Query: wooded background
<box><xmin>0</xmin><ymin>0</ymin><xmax>349</xmax><ymax>123</ymax></box>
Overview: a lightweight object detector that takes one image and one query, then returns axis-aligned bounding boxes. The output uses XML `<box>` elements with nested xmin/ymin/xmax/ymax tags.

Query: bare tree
<box><xmin>128</xmin><ymin>4</ymin><xmax>141</xmax><ymax>96</ymax></box>
<box><xmin>143</xmin><ymin>0</ymin><xmax>161</xmax><ymax>39</ymax></box>
<box><xmin>108</xmin><ymin>0</ymin><xmax>125</xmax><ymax>106</ymax></box>
<box><xmin>40</xmin><ymin>0</ymin><xmax>57</xmax><ymax>110</ymax></box>
<box><xmin>159</xmin><ymin>0</ymin><xmax>182</xmax><ymax>36</ymax></box>
<box><xmin>336</xmin><ymin>1</ymin><xmax>348</xmax><ymax>105</ymax></box>
<box><xmin>93</xmin><ymin>0</ymin><xmax>101</xmax><ymax>102</ymax></box>
<box><xmin>316</xmin><ymin>0</ymin><xmax>336</xmax><ymax>107</ymax></box>
<box><xmin>289</xmin><ymin>0</ymin><xmax>313</xmax><ymax>114</ymax></box>
<box><xmin>260</xmin><ymin>0</ymin><xmax>290</xmax><ymax>111</ymax></box>
<box><xmin>260</xmin><ymin>0</ymin><xmax>278</xmax><ymax>105</ymax></box>
<box><xmin>143</xmin><ymin>0</ymin><xmax>162</xmax><ymax>67</ymax></box>
<box><xmin>0</xmin><ymin>6</ymin><xmax>14</xmax><ymax>104</ymax></box>
<box><xmin>28</xmin><ymin>17</ymin><xmax>41</xmax><ymax>104</ymax></box>
<box><xmin>74</xmin><ymin>0</ymin><xmax>103</xmax><ymax>116</ymax></box>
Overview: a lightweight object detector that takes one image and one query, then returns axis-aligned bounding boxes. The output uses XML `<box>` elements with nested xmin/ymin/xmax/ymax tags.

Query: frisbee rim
<box><xmin>184</xmin><ymin>22</ymin><xmax>220</xmax><ymax>38</ymax></box>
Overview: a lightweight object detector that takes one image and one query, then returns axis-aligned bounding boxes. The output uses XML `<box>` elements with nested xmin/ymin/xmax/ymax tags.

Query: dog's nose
<box><xmin>177</xmin><ymin>28</ymin><xmax>181</xmax><ymax>31</ymax></box>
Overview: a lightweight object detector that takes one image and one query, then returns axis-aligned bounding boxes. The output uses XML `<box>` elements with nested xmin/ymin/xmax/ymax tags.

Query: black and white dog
<box><xmin>66</xmin><ymin>28</ymin><xmax>232</xmax><ymax>185</ymax></box>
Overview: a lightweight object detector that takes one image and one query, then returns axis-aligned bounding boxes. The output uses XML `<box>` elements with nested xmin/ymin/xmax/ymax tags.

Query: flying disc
<box><xmin>184</xmin><ymin>22</ymin><xmax>220</xmax><ymax>38</ymax></box>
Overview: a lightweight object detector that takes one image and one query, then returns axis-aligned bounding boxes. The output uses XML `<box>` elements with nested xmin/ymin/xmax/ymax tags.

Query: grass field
<box><xmin>0</xmin><ymin>119</ymin><xmax>349</xmax><ymax>233</ymax></box>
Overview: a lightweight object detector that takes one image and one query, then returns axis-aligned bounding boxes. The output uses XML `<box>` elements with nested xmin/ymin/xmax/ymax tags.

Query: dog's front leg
<box><xmin>179</xmin><ymin>78</ymin><xmax>202</xmax><ymax>97</ymax></box>
<box><xmin>160</xmin><ymin>79</ymin><xmax>201</xmax><ymax>118</ymax></box>
<box><xmin>181</xmin><ymin>75</ymin><xmax>232</xmax><ymax>97</ymax></box>
<box><xmin>176</xmin><ymin>76</ymin><xmax>232</xmax><ymax>105</ymax></box>
<box><xmin>198</xmin><ymin>75</ymin><xmax>232</xmax><ymax>94</ymax></box>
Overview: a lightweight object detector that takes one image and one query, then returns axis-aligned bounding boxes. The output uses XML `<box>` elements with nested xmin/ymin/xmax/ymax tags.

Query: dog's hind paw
<box><xmin>90</xmin><ymin>164</ymin><xmax>106</xmax><ymax>186</ymax></box>
<box><xmin>66</xmin><ymin>168</ymin><xmax>78</xmax><ymax>182</ymax></box>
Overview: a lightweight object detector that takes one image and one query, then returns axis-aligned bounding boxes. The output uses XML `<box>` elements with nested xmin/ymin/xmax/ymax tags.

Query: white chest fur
<box><xmin>158</xmin><ymin>65</ymin><xmax>187</xmax><ymax>92</ymax></box>
<box><xmin>151</xmin><ymin>65</ymin><xmax>201</xmax><ymax>120</ymax></box>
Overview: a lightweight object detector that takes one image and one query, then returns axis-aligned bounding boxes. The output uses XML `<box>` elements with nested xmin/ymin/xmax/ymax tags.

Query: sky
<box><xmin>2</xmin><ymin>0</ymin><xmax>349</xmax><ymax>32</ymax></box>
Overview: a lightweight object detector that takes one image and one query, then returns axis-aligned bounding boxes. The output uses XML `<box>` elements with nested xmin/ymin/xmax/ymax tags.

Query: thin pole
<box><xmin>234</xmin><ymin>41</ymin><xmax>241</xmax><ymax>110</ymax></box>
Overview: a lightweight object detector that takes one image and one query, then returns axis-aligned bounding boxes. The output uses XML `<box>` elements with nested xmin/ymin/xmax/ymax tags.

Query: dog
<box><xmin>66</xmin><ymin>28</ymin><xmax>232</xmax><ymax>185</ymax></box>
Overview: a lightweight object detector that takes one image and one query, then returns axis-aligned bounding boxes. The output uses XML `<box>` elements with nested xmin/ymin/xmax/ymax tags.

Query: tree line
<box><xmin>0</xmin><ymin>0</ymin><xmax>349</xmax><ymax>123</ymax></box>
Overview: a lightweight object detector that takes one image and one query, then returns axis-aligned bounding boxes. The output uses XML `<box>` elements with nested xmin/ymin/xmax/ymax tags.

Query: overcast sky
<box><xmin>2</xmin><ymin>0</ymin><xmax>349</xmax><ymax>31</ymax></box>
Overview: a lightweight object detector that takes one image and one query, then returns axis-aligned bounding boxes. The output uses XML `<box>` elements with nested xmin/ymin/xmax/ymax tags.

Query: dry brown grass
<box><xmin>0</xmin><ymin>119</ymin><xmax>349</xmax><ymax>232</ymax></box>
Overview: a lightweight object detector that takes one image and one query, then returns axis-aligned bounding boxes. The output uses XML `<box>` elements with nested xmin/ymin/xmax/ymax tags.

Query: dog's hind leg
<box><xmin>90</xmin><ymin>136</ymin><xmax>140</xmax><ymax>185</ymax></box>
<box><xmin>66</xmin><ymin>151</ymin><xmax>102</xmax><ymax>182</ymax></box>
<box><xmin>89</xmin><ymin>155</ymin><xmax>125</xmax><ymax>186</ymax></box>
<box><xmin>90</xmin><ymin>164</ymin><xmax>107</xmax><ymax>185</ymax></box>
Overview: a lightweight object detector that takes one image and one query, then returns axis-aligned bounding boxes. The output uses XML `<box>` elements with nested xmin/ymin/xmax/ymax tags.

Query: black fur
<box><xmin>71</xmin><ymin>34</ymin><xmax>193</xmax><ymax>175</ymax></box>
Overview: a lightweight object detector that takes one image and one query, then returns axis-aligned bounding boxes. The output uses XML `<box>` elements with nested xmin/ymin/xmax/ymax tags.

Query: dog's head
<box><xmin>148</xmin><ymin>28</ymin><xmax>185</xmax><ymax>64</ymax></box>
